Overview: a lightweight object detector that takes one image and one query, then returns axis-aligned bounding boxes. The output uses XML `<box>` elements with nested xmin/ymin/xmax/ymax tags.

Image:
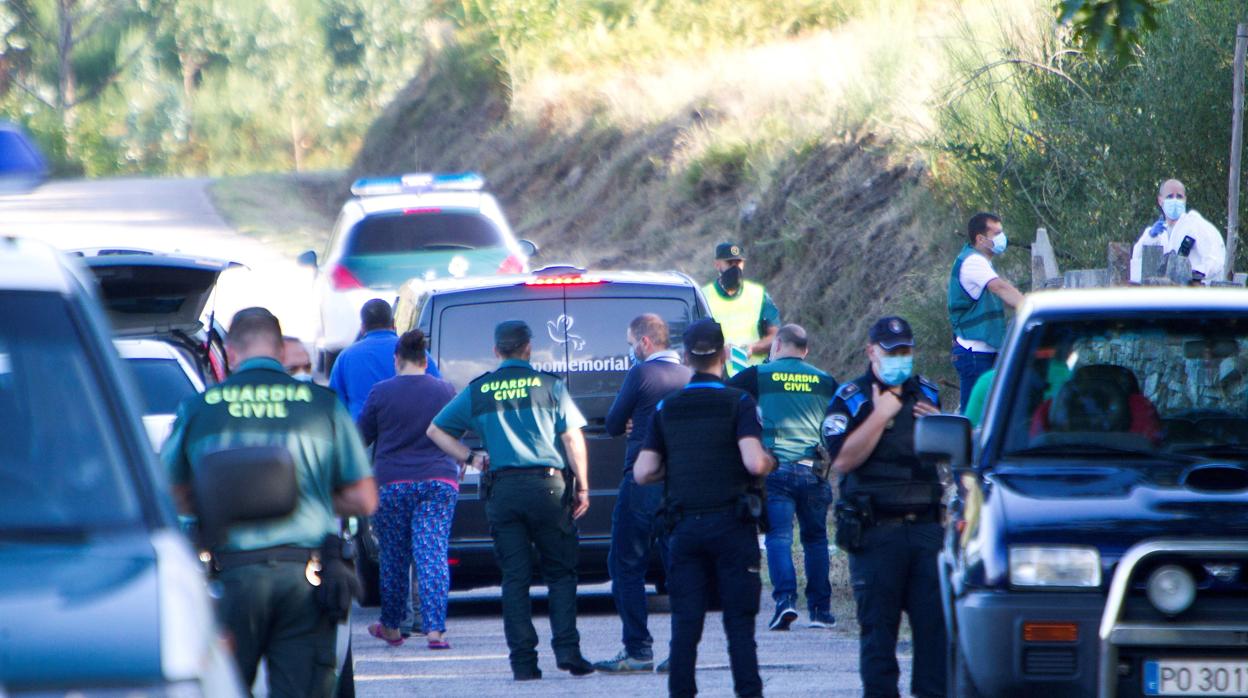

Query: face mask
<box><xmin>991</xmin><ymin>230</ymin><xmax>1008</xmax><ymax>255</ymax></box>
<box><xmin>877</xmin><ymin>354</ymin><xmax>913</xmax><ymax>386</ymax></box>
<box><xmin>627</xmin><ymin>344</ymin><xmax>640</xmax><ymax>366</ymax></box>
<box><xmin>291</xmin><ymin>371</ymin><xmax>314</xmax><ymax>383</ymax></box>
<box><xmin>1162</xmin><ymin>198</ymin><xmax>1186</xmax><ymax>221</ymax></box>
<box><xmin>720</xmin><ymin>265</ymin><xmax>743</xmax><ymax>292</ymax></box>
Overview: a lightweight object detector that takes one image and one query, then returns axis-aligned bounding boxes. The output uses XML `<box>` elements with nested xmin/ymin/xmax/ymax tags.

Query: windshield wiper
<box><xmin>1005</xmin><ymin>443</ymin><xmax>1195</xmax><ymax>461</ymax></box>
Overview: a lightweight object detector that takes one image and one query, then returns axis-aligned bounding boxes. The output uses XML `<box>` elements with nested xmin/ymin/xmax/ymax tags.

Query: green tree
<box><xmin>1057</xmin><ymin>0</ymin><xmax>1168</xmax><ymax>58</ymax></box>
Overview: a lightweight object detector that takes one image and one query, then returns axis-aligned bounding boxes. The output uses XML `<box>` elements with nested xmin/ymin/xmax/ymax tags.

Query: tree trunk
<box><xmin>290</xmin><ymin>112</ymin><xmax>303</xmax><ymax>172</ymax></box>
<box><xmin>57</xmin><ymin>0</ymin><xmax>78</xmax><ymax>150</ymax></box>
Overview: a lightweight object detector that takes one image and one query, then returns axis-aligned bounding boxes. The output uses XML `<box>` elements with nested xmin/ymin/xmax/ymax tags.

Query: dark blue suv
<box><xmin>918</xmin><ymin>288</ymin><xmax>1248</xmax><ymax>698</ymax></box>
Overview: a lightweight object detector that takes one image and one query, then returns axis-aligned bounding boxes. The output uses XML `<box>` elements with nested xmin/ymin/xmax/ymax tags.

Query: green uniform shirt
<box><xmin>162</xmin><ymin>357</ymin><xmax>372</xmax><ymax>552</ymax></box>
<box><xmin>433</xmin><ymin>359</ymin><xmax>586</xmax><ymax>470</ymax></box>
<box><xmin>729</xmin><ymin>357</ymin><xmax>837</xmax><ymax>463</ymax></box>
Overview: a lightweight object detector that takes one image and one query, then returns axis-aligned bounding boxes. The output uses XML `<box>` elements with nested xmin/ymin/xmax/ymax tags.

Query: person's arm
<box><xmin>427</xmin><ymin>387</ymin><xmax>475</xmax><ymax>464</ymax></box>
<box><xmin>356</xmin><ymin>388</ymin><xmax>379</xmax><ymax>447</ymax></box>
<box><xmin>427</xmin><ymin>424</ymin><xmax>473</xmax><ymax>464</ymax></box>
<box><xmin>330</xmin><ymin>400</ymin><xmax>377</xmax><ymax>515</ymax></box>
<box><xmin>749</xmin><ymin>293</ymin><xmax>781</xmax><ymax>356</ymax></box>
<box><xmin>738</xmin><ymin>436</ymin><xmax>776</xmax><ymax>477</ymax></box>
<box><xmin>749</xmin><ymin>326</ymin><xmax>778</xmax><ymax>357</ymax></box>
<box><xmin>160</xmin><ymin>401</ymin><xmax>197</xmax><ymax>515</ymax></box>
<box><xmin>334</xmin><ymin>477</ymin><xmax>378</xmax><ymax>516</ymax></box>
<box><xmin>633</xmin><ymin>449</ymin><xmax>665</xmax><ymax>484</ymax></box>
<box><xmin>328</xmin><ymin>354</ymin><xmax>349</xmax><ymax>406</ymax></box>
<box><xmin>561</xmin><ymin>429</ymin><xmax>590</xmax><ymax>519</ymax></box>
<box><xmin>605</xmin><ymin>367</ymin><xmax>640</xmax><ymax>437</ymax></box>
<box><xmin>986</xmin><ymin>277</ymin><xmax>1024</xmax><ymax>309</ymax></box>
<box><xmin>832</xmin><ymin>385</ymin><xmax>903</xmax><ymax>475</ymax></box>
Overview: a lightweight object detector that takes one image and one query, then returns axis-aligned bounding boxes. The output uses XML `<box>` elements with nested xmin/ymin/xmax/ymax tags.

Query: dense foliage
<box><xmin>937</xmin><ymin>0</ymin><xmax>1246</xmax><ymax>276</ymax></box>
<box><xmin>0</xmin><ymin>0</ymin><xmax>426</xmax><ymax>176</ymax></box>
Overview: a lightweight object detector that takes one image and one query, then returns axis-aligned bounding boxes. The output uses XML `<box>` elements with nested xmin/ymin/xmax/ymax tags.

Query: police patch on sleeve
<box><xmin>823</xmin><ymin>412</ymin><xmax>849</xmax><ymax>437</ymax></box>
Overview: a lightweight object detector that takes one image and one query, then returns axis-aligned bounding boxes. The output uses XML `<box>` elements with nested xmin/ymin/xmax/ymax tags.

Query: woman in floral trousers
<box><xmin>357</xmin><ymin>330</ymin><xmax>460</xmax><ymax>649</ymax></box>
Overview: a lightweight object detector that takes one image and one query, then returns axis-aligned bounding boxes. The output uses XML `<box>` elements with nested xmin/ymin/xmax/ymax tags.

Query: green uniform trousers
<box><xmin>216</xmin><ymin>561</ymin><xmax>339</xmax><ymax>698</ymax></box>
<box><xmin>485</xmin><ymin>470</ymin><xmax>582</xmax><ymax>671</ymax></box>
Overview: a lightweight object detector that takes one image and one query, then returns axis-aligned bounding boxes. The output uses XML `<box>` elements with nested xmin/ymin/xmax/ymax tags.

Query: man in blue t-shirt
<box><xmin>594</xmin><ymin>314</ymin><xmax>692</xmax><ymax>674</ymax></box>
<box><xmin>329</xmin><ymin>299</ymin><xmax>439</xmax><ymax>420</ymax></box>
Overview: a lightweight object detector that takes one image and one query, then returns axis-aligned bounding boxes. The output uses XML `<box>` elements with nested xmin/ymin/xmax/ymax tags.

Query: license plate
<box><xmin>1145</xmin><ymin>660</ymin><xmax>1248</xmax><ymax>696</ymax></box>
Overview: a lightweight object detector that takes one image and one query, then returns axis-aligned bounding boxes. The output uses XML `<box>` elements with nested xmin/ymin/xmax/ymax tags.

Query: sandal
<box><xmin>368</xmin><ymin>622</ymin><xmax>404</xmax><ymax>647</ymax></box>
<box><xmin>427</xmin><ymin>638</ymin><xmax>451</xmax><ymax>650</ymax></box>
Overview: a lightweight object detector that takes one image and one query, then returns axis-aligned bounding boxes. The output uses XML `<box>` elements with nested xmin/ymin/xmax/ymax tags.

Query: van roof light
<box><xmin>351</xmin><ymin>172</ymin><xmax>486</xmax><ymax>197</ymax></box>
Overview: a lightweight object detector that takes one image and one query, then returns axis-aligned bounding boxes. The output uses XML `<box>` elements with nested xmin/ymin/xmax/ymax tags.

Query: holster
<box><xmin>561</xmin><ymin>466</ymin><xmax>576</xmax><ymax>510</ymax></box>
<box><xmin>315</xmin><ymin>534</ymin><xmax>362</xmax><ymax>623</ymax></box>
<box><xmin>739</xmin><ymin>478</ymin><xmax>770</xmax><ymax>534</ymax></box>
<box><xmin>479</xmin><ymin>470</ymin><xmax>495</xmax><ymax>501</ymax></box>
<box><xmin>814</xmin><ymin>444</ymin><xmax>835</xmax><ymax>482</ymax></box>
<box><xmin>833</xmin><ymin>493</ymin><xmax>874</xmax><ymax>553</ymax></box>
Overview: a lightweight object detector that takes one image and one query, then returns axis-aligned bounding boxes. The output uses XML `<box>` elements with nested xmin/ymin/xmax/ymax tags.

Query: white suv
<box><xmin>298</xmin><ymin>172</ymin><xmax>536</xmax><ymax>374</ymax></box>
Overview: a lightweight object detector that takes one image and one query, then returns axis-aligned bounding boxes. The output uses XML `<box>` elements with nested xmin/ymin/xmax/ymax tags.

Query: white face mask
<box><xmin>1162</xmin><ymin>197</ymin><xmax>1186</xmax><ymax>221</ymax></box>
<box><xmin>291</xmin><ymin>371</ymin><xmax>314</xmax><ymax>382</ymax></box>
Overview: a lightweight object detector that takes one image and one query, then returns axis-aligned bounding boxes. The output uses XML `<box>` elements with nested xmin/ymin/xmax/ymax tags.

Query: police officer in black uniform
<box><xmin>634</xmin><ymin>318</ymin><xmax>776</xmax><ymax>698</ymax></box>
<box><xmin>823</xmin><ymin>316</ymin><xmax>946</xmax><ymax>698</ymax></box>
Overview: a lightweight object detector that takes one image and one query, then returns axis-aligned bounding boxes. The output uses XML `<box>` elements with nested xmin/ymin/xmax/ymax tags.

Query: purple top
<box><xmin>357</xmin><ymin>374</ymin><xmax>459</xmax><ymax>487</ymax></box>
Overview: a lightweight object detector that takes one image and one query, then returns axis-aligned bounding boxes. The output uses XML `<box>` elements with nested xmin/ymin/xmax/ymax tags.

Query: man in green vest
<box><xmin>702</xmin><ymin>241</ymin><xmax>781</xmax><ymax>377</ymax></box>
<box><xmin>947</xmin><ymin>212</ymin><xmax>1023</xmax><ymax>410</ymax></box>
<box><xmin>727</xmin><ymin>323</ymin><xmax>839</xmax><ymax>631</ymax></box>
<box><xmin>427</xmin><ymin>320</ymin><xmax>595</xmax><ymax>681</ymax></box>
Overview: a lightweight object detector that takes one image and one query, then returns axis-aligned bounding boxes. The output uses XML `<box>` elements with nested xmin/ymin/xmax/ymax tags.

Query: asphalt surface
<box><xmin>350</xmin><ymin>582</ymin><xmax>913</xmax><ymax>697</ymax></box>
<box><xmin>0</xmin><ymin>177</ymin><xmax>316</xmax><ymax>338</ymax></box>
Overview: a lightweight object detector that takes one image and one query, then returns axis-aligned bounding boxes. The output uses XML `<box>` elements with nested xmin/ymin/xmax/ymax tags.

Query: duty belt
<box><xmin>490</xmin><ymin>466</ymin><xmax>560</xmax><ymax>480</ymax></box>
<box><xmin>212</xmin><ymin>545</ymin><xmax>316</xmax><ymax>572</ymax></box>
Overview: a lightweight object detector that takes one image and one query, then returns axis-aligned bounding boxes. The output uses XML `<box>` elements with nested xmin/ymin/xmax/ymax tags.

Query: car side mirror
<box><xmin>193</xmin><ymin>446</ymin><xmax>298</xmax><ymax>550</ymax></box>
<box><xmin>518</xmin><ymin>239</ymin><xmax>539</xmax><ymax>258</ymax></box>
<box><xmin>297</xmin><ymin>250</ymin><xmax>318</xmax><ymax>268</ymax></box>
<box><xmin>915</xmin><ymin>414</ymin><xmax>973</xmax><ymax>473</ymax></box>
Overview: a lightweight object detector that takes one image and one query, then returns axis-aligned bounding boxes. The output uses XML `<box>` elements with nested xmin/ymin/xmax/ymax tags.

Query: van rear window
<box><xmin>557</xmin><ymin>297</ymin><xmax>692</xmax><ymax>396</ymax></box>
<box><xmin>347</xmin><ymin>211</ymin><xmax>504</xmax><ymax>255</ymax></box>
<box><xmin>435</xmin><ymin>299</ymin><xmax>567</xmax><ymax>389</ymax></box>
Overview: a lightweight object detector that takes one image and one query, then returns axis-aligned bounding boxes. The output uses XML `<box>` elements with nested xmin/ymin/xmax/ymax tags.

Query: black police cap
<box><xmin>868</xmin><ymin>316</ymin><xmax>914</xmax><ymax>350</ymax></box>
<box><xmin>715</xmin><ymin>242</ymin><xmax>745</xmax><ymax>261</ymax></box>
<box><xmin>683</xmin><ymin>318</ymin><xmax>725</xmax><ymax>356</ymax></box>
<box><xmin>494</xmin><ymin>320</ymin><xmax>532</xmax><ymax>350</ymax></box>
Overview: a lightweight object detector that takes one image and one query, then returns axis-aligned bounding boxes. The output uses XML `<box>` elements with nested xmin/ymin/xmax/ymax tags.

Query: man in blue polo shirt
<box><xmin>329</xmin><ymin>299</ymin><xmax>440</xmax><ymax>420</ymax></box>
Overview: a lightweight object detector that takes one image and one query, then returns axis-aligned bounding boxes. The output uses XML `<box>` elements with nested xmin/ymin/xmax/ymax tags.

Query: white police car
<box><xmin>298</xmin><ymin>172</ymin><xmax>536</xmax><ymax>374</ymax></box>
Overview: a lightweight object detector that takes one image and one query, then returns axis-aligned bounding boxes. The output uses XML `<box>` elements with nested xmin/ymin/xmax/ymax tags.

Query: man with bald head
<box><xmin>1129</xmin><ymin>178</ymin><xmax>1226</xmax><ymax>284</ymax></box>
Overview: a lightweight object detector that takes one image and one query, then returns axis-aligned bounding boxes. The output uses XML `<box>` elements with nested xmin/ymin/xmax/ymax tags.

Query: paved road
<box><xmin>0</xmin><ymin>177</ymin><xmax>316</xmax><ymax>337</ymax></box>
<box><xmin>350</xmin><ymin>583</ymin><xmax>913</xmax><ymax>697</ymax></box>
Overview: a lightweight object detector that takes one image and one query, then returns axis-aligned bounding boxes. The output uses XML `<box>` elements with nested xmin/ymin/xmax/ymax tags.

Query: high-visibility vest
<box><xmin>702</xmin><ymin>280</ymin><xmax>767</xmax><ymax>375</ymax></box>
<box><xmin>947</xmin><ymin>245</ymin><xmax>1006</xmax><ymax>349</ymax></box>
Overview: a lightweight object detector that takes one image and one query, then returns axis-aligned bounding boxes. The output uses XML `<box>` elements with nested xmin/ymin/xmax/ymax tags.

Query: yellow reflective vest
<box><xmin>702</xmin><ymin>280</ymin><xmax>767</xmax><ymax>376</ymax></box>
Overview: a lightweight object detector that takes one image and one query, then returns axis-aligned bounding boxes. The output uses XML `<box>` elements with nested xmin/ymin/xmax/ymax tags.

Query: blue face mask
<box><xmin>1162</xmin><ymin>198</ymin><xmax>1186</xmax><ymax>221</ymax></box>
<box><xmin>627</xmin><ymin>344</ymin><xmax>640</xmax><ymax>366</ymax></box>
<box><xmin>878</xmin><ymin>354</ymin><xmax>913</xmax><ymax>386</ymax></box>
<box><xmin>991</xmin><ymin>230</ymin><xmax>1008</xmax><ymax>255</ymax></box>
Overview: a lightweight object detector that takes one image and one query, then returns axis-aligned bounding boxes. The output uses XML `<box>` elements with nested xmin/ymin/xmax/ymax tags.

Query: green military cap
<box><xmin>715</xmin><ymin>242</ymin><xmax>745</xmax><ymax>261</ymax></box>
<box><xmin>495</xmin><ymin>320</ymin><xmax>532</xmax><ymax>351</ymax></box>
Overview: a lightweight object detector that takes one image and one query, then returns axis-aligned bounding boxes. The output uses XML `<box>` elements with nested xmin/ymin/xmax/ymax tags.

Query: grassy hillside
<box><xmin>348</xmin><ymin>0</ymin><xmax>1046</xmax><ymax>384</ymax></box>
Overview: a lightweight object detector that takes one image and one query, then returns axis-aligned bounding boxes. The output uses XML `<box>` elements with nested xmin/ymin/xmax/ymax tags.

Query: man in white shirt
<box><xmin>1129</xmin><ymin>179</ymin><xmax>1226</xmax><ymax>284</ymax></box>
<box><xmin>947</xmin><ymin>212</ymin><xmax>1024</xmax><ymax>410</ymax></box>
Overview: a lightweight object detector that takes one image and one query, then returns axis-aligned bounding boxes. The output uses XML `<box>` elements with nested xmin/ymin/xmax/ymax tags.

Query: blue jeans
<box><xmin>607</xmin><ymin>473</ymin><xmax>669</xmax><ymax>659</ymax></box>
<box><xmin>764</xmin><ymin>463</ymin><xmax>833</xmax><ymax>612</ymax></box>
<box><xmin>951</xmin><ymin>342</ymin><xmax>997</xmax><ymax>412</ymax></box>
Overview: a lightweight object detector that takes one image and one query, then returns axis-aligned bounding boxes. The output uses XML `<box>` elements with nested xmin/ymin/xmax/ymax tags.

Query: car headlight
<box><xmin>1009</xmin><ymin>545</ymin><xmax>1101</xmax><ymax>588</ymax></box>
<box><xmin>1146</xmin><ymin>564</ymin><xmax>1197</xmax><ymax>616</ymax></box>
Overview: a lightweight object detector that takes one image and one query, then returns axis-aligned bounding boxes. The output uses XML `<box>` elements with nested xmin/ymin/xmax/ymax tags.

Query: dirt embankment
<box><xmin>348</xmin><ymin>44</ymin><xmax>960</xmax><ymax>382</ymax></box>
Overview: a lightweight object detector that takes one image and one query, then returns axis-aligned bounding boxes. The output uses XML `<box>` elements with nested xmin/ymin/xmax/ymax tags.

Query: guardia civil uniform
<box><xmin>729</xmin><ymin>355</ymin><xmax>838</xmax><ymax>628</ymax></box>
<box><xmin>431</xmin><ymin>325</ymin><xmax>591</xmax><ymax>679</ymax></box>
<box><xmin>702</xmin><ymin>242</ymin><xmax>780</xmax><ymax>376</ymax></box>
<box><xmin>162</xmin><ymin>356</ymin><xmax>372</xmax><ymax>698</ymax></box>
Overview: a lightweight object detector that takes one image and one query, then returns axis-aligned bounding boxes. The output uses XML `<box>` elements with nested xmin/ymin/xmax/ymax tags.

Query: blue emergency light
<box><xmin>350</xmin><ymin>171</ymin><xmax>486</xmax><ymax>197</ymax></box>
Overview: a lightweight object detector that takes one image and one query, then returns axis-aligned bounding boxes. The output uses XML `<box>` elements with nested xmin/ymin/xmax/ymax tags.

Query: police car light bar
<box><xmin>350</xmin><ymin>172</ymin><xmax>486</xmax><ymax>197</ymax></box>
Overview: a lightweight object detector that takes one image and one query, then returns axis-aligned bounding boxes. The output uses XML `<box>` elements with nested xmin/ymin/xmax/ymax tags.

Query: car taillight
<box><xmin>498</xmin><ymin>254</ymin><xmax>525</xmax><ymax>274</ymax></box>
<box><xmin>526</xmin><ymin>275</ymin><xmax>603</xmax><ymax>286</ymax></box>
<box><xmin>330</xmin><ymin>264</ymin><xmax>364</xmax><ymax>290</ymax></box>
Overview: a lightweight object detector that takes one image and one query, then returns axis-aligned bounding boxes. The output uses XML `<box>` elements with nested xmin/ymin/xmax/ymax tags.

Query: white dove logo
<box><xmin>547</xmin><ymin>314</ymin><xmax>586</xmax><ymax>351</ymax></box>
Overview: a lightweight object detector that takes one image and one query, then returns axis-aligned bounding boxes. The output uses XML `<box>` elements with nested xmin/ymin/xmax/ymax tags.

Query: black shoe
<box><xmin>513</xmin><ymin>667</ymin><xmax>543</xmax><ymax>681</ymax></box>
<box><xmin>808</xmin><ymin>609</ymin><xmax>837</xmax><ymax>629</ymax></box>
<box><xmin>557</xmin><ymin>656</ymin><xmax>596</xmax><ymax>676</ymax></box>
<box><xmin>769</xmin><ymin>599</ymin><xmax>799</xmax><ymax>631</ymax></box>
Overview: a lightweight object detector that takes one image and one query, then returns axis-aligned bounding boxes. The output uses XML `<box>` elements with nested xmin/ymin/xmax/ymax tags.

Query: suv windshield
<box><xmin>1000</xmin><ymin>314</ymin><xmax>1248</xmax><ymax>457</ymax></box>
<box><xmin>0</xmin><ymin>291</ymin><xmax>143</xmax><ymax>531</ymax></box>
<box><xmin>347</xmin><ymin>211</ymin><xmax>504</xmax><ymax>255</ymax></box>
